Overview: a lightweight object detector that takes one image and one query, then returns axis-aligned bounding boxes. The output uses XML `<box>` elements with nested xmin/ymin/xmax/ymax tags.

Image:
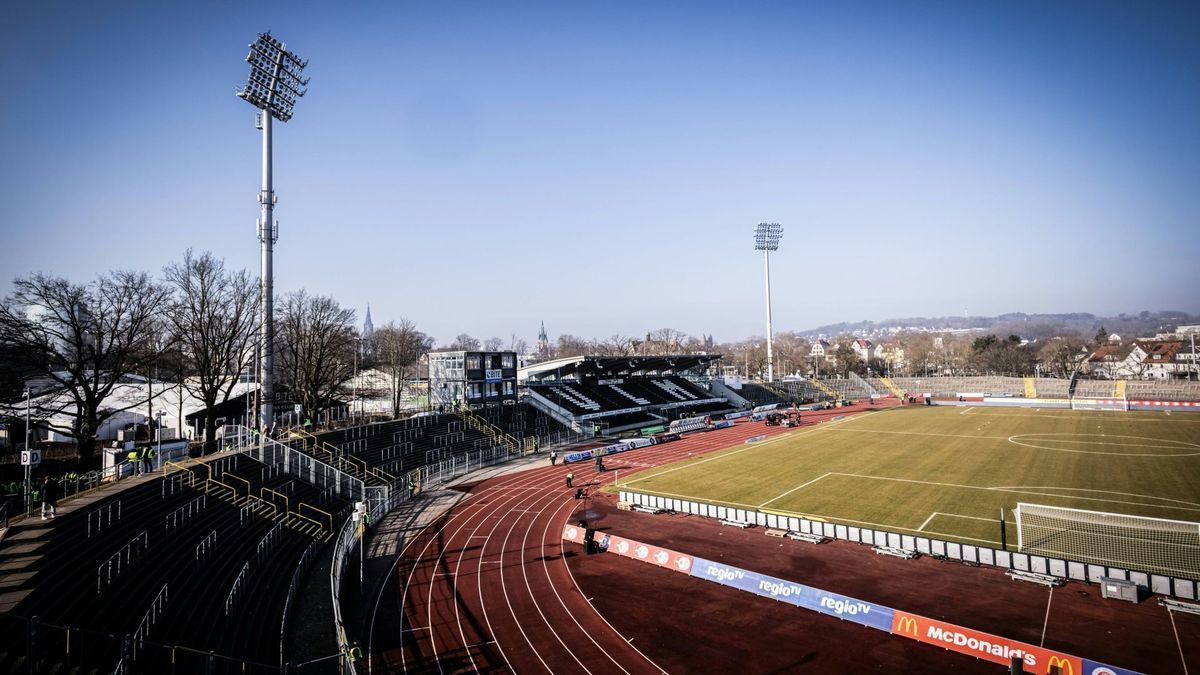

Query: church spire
<box><xmin>363</xmin><ymin>304</ymin><xmax>374</xmax><ymax>339</ymax></box>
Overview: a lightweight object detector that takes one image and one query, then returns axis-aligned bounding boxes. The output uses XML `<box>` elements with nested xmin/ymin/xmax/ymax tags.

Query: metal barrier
<box><xmin>130</xmin><ymin>583</ymin><xmax>169</xmax><ymax>662</ymax></box>
<box><xmin>621</xmin><ymin>488</ymin><xmax>1200</xmax><ymax>601</ymax></box>
<box><xmin>228</xmin><ymin>425</ymin><xmax>368</xmax><ymax>503</ymax></box>
<box><xmin>87</xmin><ymin>500</ymin><xmax>121</xmax><ymax>538</ymax></box>
<box><xmin>280</xmin><ymin>540</ymin><xmax>321</xmax><ymax>667</ymax></box>
<box><xmin>329</xmin><ymin>438</ymin><xmax>561</xmax><ymax>672</ymax></box>
<box><xmin>96</xmin><ymin>530</ymin><xmax>149</xmax><ymax>594</ymax></box>
<box><xmin>194</xmin><ymin>530</ymin><xmax>218</xmax><ymax>566</ymax></box>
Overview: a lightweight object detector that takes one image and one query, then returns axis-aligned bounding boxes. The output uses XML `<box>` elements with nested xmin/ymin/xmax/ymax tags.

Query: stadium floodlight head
<box><xmin>236</xmin><ymin>32</ymin><xmax>309</xmax><ymax>122</ymax></box>
<box><xmin>754</xmin><ymin>222</ymin><xmax>783</xmax><ymax>251</ymax></box>
<box><xmin>754</xmin><ymin>222</ymin><xmax>783</xmax><ymax>381</ymax></box>
<box><xmin>236</xmin><ymin>31</ymin><xmax>309</xmax><ymax>433</ymax></box>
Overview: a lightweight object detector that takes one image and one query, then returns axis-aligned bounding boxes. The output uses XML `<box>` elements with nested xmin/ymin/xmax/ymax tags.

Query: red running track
<box><xmin>367</xmin><ymin>403</ymin><xmax>894</xmax><ymax>673</ymax></box>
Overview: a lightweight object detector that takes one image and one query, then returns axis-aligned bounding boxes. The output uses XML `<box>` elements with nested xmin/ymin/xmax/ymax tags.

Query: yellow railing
<box><xmin>291</xmin><ymin>429</ymin><xmax>317</xmax><ymax>452</ymax></box>
<box><xmin>457</xmin><ymin>409</ymin><xmax>519</xmax><ymax>453</ymax></box>
<box><xmin>810</xmin><ymin>379</ymin><xmax>839</xmax><ymax>400</ymax></box>
<box><xmin>343</xmin><ymin>454</ymin><xmax>367</xmax><ymax>477</ymax></box>
<box><xmin>879</xmin><ymin>377</ymin><xmax>906</xmax><ymax>398</ymax></box>
<box><xmin>224</xmin><ymin>474</ymin><xmax>251</xmax><ymax>502</ymax></box>
<box><xmin>163</xmin><ymin>460</ymin><xmax>204</xmax><ymax>486</ymax></box>
<box><xmin>260</xmin><ymin>487</ymin><xmax>289</xmax><ymax>516</ymax></box>
<box><xmin>1024</xmin><ymin>377</ymin><xmax>1037</xmax><ymax>399</ymax></box>
<box><xmin>298</xmin><ymin>502</ymin><xmax>333</xmax><ymax>534</ymax></box>
<box><xmin>204</xmin><ymin>479</ymin><xmax>239</xmax><ymax>503</ymax></box>
<box><xmin>289</xmin><ymin>512</ymin><xmax>329</xmax><ymax>540</ymax></box>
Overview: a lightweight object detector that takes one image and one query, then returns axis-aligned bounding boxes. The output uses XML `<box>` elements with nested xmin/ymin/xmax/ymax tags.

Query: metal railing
<box><xmin>96</xmin><ymin>530</ymin><xmax>149</xmax><ymax>594</ymax></box>
<box><xmin>330</xmin><ymin>437</ymin><xmax>564</xmax><ymax>673</ymax></box>
<box><xmin>130</xmin><ymin>582</ymin><xmax>169</xmax><ymax>662</ymax></box>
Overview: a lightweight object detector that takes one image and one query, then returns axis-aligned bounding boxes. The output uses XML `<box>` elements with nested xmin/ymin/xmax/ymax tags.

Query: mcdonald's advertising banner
<box><xmin>888</xmin><ymin>611</ymin><xmax>1142</xmax><ymax>675</ymax></box>
<box><xmin>688</xmin><ymin>557</ymin><xmax>895</xmax><ymax>632</ymax></box>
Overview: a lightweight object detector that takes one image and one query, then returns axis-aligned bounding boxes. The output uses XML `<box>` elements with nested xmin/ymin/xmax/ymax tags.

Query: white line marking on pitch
<box><xmin>828</xmin><ymin>428</ymin><xmax>1008</xmax><ymax>441</ymax></box>
<box><xmin>919</xmin><ymin>512</ymin><xmax>997</xmax><ymax>531</ymax></box>
<box><xmin>758</xmin><ymin>473</ymin><xmax>831</xmax><ymax>508</ymax></box>
<box><xmin>960</xmin><ymin>407</ymin><xmax>974</xmax><ymax>415</ymax></box>
<box><xmin>831</xmin><ymin>472</ymin><xmax>1200</xmax><ymax>514</ymax></box>
<box><xmin>623</xmin><ymin>407</ymin><xmax>897</xmax><ymax>487</ymax></box>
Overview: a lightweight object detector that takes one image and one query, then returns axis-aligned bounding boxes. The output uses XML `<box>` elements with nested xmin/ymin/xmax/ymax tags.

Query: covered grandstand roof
<box><xmin>520</xmin><ymin>354</ymin><xmax>721</xmax><ymax>383</ymax></box>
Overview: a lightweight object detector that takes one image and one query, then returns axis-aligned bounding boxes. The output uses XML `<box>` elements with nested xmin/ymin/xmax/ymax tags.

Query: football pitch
<box><xmin>620</xmin><ymin>406</ymin><xmax>1200</xmax><ymax>549</ymax></box>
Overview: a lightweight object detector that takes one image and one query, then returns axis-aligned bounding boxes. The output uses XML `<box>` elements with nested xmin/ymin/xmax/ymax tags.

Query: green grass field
<box><xmin>621</xmin><ymin>406</ymin><xmax>1200</xmax><ymax>553</ymax></box>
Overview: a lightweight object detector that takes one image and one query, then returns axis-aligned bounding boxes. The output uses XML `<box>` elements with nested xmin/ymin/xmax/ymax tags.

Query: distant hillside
<box><xmin>800</xmin><ymin>310</ymin><xmax>1198</xmax><ymax>341</ymax></box>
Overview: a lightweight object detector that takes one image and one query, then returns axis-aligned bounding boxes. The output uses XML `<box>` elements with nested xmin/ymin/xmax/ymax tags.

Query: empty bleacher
<box><xmin>2</xmin><ymin>450</ymin><xmax>349</xmax><ymax>673</ymax></box>
<box><xmin>817</xmin><ymin>377</ymin><xmax>873</xmax><ymax>400</ymax></box>
<box><xmin>734</xmin><ymin>382</ymin><xmax>787</xmax><ymax>407</ymax></box>
<box><xmin>527</xmin><ymin>376</ymin><xmax>729</xmax><ymax>432</ymax></box>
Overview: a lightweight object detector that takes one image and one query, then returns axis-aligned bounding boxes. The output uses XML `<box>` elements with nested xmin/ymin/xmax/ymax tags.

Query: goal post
<box><xmin>1069</xmin><ymin>396</ymin><xmax>1129</xmax><ymax>411</ymax></box>
<box><xmin>1014</xmin><ymin>503</ymin><xmax>1200</xmax><ymax>579</ymax></box>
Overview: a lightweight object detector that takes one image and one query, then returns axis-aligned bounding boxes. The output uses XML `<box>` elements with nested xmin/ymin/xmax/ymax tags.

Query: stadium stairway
<box><xmin>878</xmin><ymin>376</ymin><xmax>905</xmax><ymax>398</ymax></box>
<box><xmin>1024</xmin><ymin>377</ymin><xmax>1037</xmax><ymax>398</ymax></box>
<box><xmin>808</xmin><ymin>378</ymin><xmax>840</xmax><ymax>400</ymax></box>
<box><xmin>0</xmin><ymin>450</ymin><xmax>349</xmax><ymax>674</ymax></box>
<box><xmin>454</xmin><ymin>408</ymin><xmax>520</xmax><ymax>454</ymax></box>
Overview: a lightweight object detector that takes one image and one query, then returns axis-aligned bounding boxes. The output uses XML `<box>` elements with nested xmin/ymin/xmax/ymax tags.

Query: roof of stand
<box><xmin>520</xmin><ymin>354</ymin><xmax>721</xmax><ymax>383</ymax></box>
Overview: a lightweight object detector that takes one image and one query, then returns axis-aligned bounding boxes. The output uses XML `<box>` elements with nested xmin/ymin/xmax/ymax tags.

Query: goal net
<box><xmin>1070</xmin><ymin>396</ymin><xmax>1129</xmax><ymax>411</ymax></box>
<box><xmin>1015</xmin><ymin>503</ymin><xmax>1200</xmax><ymax>579</ymax></box>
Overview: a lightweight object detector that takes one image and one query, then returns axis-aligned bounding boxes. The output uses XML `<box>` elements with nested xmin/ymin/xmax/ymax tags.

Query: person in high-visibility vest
<box><xmin>127</xmin><ymin>450</ymin><xmax>141</xmax><ymax>475</ymax></box>
<box><xmin>141</xmin><ymin>446</ymin><xmax>154</xmax><ymax>473</ymax></box>
<box><xmin>565</xmin><ymin>473</ymin><xmax>574</xmax><ymax>488</ymax></box>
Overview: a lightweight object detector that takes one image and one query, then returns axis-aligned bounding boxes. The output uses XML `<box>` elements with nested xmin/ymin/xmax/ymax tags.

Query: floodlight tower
<box><xmin>754</xmin><ymin>222</ymin><xmax>783</xmax><ymax>382</ymax></box>
<box><xmin>236</xmin><ymin>32</ymin><xmax>308</xmax><ymax>430</ymax></box>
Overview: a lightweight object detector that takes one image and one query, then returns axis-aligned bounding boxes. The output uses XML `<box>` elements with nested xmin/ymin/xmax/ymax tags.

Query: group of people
<box><xmin>125</xmin><ymin>445</ymin><xmax>157</xmax><ymax>475</ymax></box>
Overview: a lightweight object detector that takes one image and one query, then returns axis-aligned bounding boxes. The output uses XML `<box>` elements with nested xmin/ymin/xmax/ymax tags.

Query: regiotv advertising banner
<box><xmin>689</xmin><ymin>557</ymin><xmax>895</xmax><ymax>632</ymax></box>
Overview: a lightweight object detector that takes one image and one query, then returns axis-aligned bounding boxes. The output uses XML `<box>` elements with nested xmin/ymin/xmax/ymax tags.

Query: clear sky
<box><xmin>2</xmin><ymin>2</ymin><xmax>1198</xmax><ymax>346</ymax></box>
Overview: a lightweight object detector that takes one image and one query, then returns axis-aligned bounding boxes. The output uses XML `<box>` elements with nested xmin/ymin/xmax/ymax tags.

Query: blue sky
<box><xmin>2</xmin><ymin>2</ymin><xmax>1198</xmax><ymax>346</ymax></box>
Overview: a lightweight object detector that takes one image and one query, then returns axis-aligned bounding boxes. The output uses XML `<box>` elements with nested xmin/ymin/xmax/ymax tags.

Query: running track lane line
<box><xmin>380</xmin><ymin>403</ymin><xmax>901</xmax><ymax>672</ymax></box>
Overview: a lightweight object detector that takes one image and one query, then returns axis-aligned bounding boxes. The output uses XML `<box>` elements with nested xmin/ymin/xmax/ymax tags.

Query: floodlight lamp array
<box><xmin>236</xmin><ymin>32</ymin><xmax>308</xmax><ymax>122</ymax></box>
<box><xmin>754</xmin><ymin>222</ymin><xmax>783</xmax><ymax>251</ymax></box>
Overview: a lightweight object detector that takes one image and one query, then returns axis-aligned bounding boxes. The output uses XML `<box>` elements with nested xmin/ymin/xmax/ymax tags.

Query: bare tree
<box><xmin>1037</xmin><ymin>335</ymin><xmax>1086</xmax><ymax>378</ymax></box>
<box><xmin>508</xmin><ymin>334</ymin><xmax>528</xmax><ymax>355</ymax></box>
<box><xmin>375</xmin><ymin>319</ymin><xmax>434</xmax><ymax>416</ymax></box>
<box><xmin>483</xmin><ymin>336</ymin><xmax>505</xmax><ymax>352</ymax></box>
<box><xmin>646</xmin><ymin>328</ymin><xmax>688</xmax><ymax>355</ymax></box>
<box><xmin>0</xmin><ymin>272</ymin><xmax>170</xmax><ymax>462</ymax></box>
<box><xmin>596</xmin><ymin>334</ymin><xmax>635</xmax><ymax>357</ymax></box>
<box><xmin>164</xmin><ymin>250</ymin><xmax>258</xmax><ymax>449</ymax></box>
<box><xmin>276</xmin><ymin>290</ymin><xmax>358</xmax><ymax>418</ymax></box>
<box><xmin>555</xmin><ymin>334</ymin><xmax>592</xmax><ymax>358</ymax></box>
<box><xmin>450</xmin><ymin>334</ymin><xmax>481</xmax><ymax>351</ymax></box>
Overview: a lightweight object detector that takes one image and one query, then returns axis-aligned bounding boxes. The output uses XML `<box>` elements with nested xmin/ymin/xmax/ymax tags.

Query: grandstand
<box><xmin>0</xmin><ymin>449</ymin><xmax>348</xmax><ymax>673</ymax></box>
<box><xmin>765</xmin><ymin>379</ymin><xmax>834</xmax><ymax>404</ymax></box>
<box><xmin>521</xmin><ymin>355</ymin><xmax>736</xmax><ymax>433</ymax></box>
<box><xmin>735</xmin><ymin>382</ymin><xmax>788</xmax><ymax>407</ymax></box>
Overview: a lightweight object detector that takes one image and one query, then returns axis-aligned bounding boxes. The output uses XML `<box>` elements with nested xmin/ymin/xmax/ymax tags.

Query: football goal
<box><xmin>1015</xmin><ymin>503</ymin><xmax>1200</xmax><ymax>579</ymax></box>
